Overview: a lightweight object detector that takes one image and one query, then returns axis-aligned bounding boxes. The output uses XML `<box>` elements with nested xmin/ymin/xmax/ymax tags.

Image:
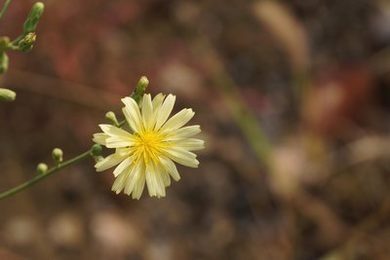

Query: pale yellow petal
<box><xmin>99</xmin><ymin>124</ymin><xmax>133</xmax><ymax>139</ymax></box>
<box><xmin>145</xmin><ymin>169</ymin><xmax>156</xmax><ymax>197</ymax></box>
<box><xmin>92</xmin><ymin>133</ymin><xmax>109</xmax><ymax>145</ymax></box>
<box><xmin>159</xmin><ymin>156</ymin><xmax>181</xmax><ymax>181</ymax></box>
<box><xmin>160</xmin><ymin>108</ymin><xmax>194</xmax><ymax>133</ymax></box>
<box><xmin>113</xmin><ymin>157</ymin><xmax>133</xmax><ymax>177</ymax></box>
<box><xmin>175</xmin><ymin>138</ymin><xmax>205</xmax><ymax>151</ymax></box>
<box><xmin>152</xmin><ymin>93</ymin><xmax>165</xmax><ymax>112</ymax></box>
<box><xmin>121</xmin><ymin>97</ymin><xmax>143</xmax><ymax>132</ymax></box>
<box><xmin>95</xmin><ymin>153</ymin><xmax>127</xmax><ymax>172</ymax></box>
<box><xmin>132</xmin><ymin>169</ymin><xmax>145</xmax><ymax>199</ymax></box>
<box><xmin>105</xmin><ymin>136</ymin><xmax>135</xmax><ymax>148</ymax></box>
<box><xmin>155</xmin><ymin>170</ymin><xmax>166</xmax><ymax>197</ymax></box>
<box><xmin>155</xmin><ymin>94</ymin><xmax>176</xmax><ymax>130</ymax></box>
<box><xmin>111</xmin><ymin>168</ymin><xmax>131</xmax><ymax>194</ymax></box>
<box><xmin>165</xmin><ymin>147</ymin><xmax>199</xmax><ymax>168</ymax></box>
<box><xmin>141</xmin><ymin>94</ymin><xmax>154</xmax><ymax>130</ymax></box>
<box><xmin>145</xmin><ymin>163</ymin><xmax>166</xmax><ymax>197</ymax></box>
<box><xmin>162</xmin><ymin>171</ymin><xmax>171</xmax><ymax>187</ymax></box>
<box><xmin>164</xmin><ymin>125</ymin><xmax>201</xmax><ymax>141</ymax></box>
<box><xmin>153</xmin><ymin>161</ymin><xmax>171</xmax><ymax>188</ymax></box>
<box><xmin>123</xmin><ymin>161</ymin><xmax>143</xmax><ymax>196</ymax></box>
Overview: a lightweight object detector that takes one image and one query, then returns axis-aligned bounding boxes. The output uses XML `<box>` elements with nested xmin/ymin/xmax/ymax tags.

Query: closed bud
<box><xmin>137</xmin><ymin>76</ymin><xmax>149</xmax><ymax>91</ymax></box>
<box><xmin>0</xmin><ymin>88</ymin><xmax>16</xmax><ymax>102</ymax></box>
<box><xmin>91</xmin><ymin>144</ymin><xmax>103</xmax><ymax>157</ymax></box>
<box><xmin>105</xmin><ymin>111</ymin><xmax>119</xmax><ymax>126</ymax></box>
<box><xmin>0</xmin><ymin>37</ymin><xmax>10</xmax><ymax>51</ymax></box>
<box><xmin>23</xmin><ymin>2</ymin><xmax>44</xmax><ymax>34</ymax></box>
<box><xmin>132</xmin><ymin>76</ymin><xmax>149</xmax><ymax>103</ymax></box>
<box><xmin>52</xmin><ymin>148</ymin><xmax>63</xmax><ymax>164</ymax></box>
<box><xmin>18</xmin><ymin>32</ymin><xmax>36</xmax><ymax>52</ymax></box>
<box><xmin>36</xmin><ymin>163</ymin><xmax>48</xmax><ymax>174</ymax></box>
<box><xmin>0</xmin><ymin>52</ymin><xmax>9</xmax><ymax>74</ymax></box>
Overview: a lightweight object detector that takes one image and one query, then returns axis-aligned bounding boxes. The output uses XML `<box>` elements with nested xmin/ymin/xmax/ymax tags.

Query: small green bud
<box><xmin>0</xmin><ymin>52</ymin><xmax>9</xmax><ymax>74</ymax></box>
<box><xmin>18</xmin><ymin>32</ymin><xmax>36</xmax><ymax>52</ymax></box>
<box><xmin>52</xmin><ymin>148</ymin><xmax>63</xmax><ymax>164</ymax></box>
<box><xmin>105</xmin><ymin>111</ymin><xmax>119</xmax><ymax>126</ymax></box>
<box><xmin>91</xmin><ymin>144</ymin><xmax>103</xmax><ymax>157</ymax></box>
<box><xmin>23</xmin><ymin>2</ymin><xmax>45</xmax><ymax>34</ymax></box>
<box><xmin>0</xmin><ymin>88</ymin><xmax>16</xmax><ymax>102</ymax></box>
<box><xmin>132</xmin><ymin>76</ymin><xmax>149</xmax><ymax>103</ymax></box>
<box><xmin>0</xmin><ymin>37</ymin><xmax>10</xmax><ymax>51</ymax></box>
<box><xmin>36</xmin><ymin>163</ymin><xmax>48</xmax><ymax>174</ymax></box>
<box><xmin>136</xmin><ymin>76</ymin><xmax>149</xmax><ymax>91</ymax></box>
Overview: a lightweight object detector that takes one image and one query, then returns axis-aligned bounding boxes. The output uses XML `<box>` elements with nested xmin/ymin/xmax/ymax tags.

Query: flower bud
<box><xmin>23</xmin><ymin>2</ymin><xmax>45</xmax><ymax>34</ymax></box>
<box><xmin>52</xmin><ymin>148</ymin><xmax>63</xmax><ymax>164</ymax></box>
<box><xmin>0</xmin><ymin>52</ymin><xmax>9</xmax><ymax>74</ymax></box>
<box><xmin>132</xmin><ymin>76</ymin><xmax>149</xmax><ymax>103</ymax></box>
<box><xmin>18</xmin><ymin>32</ymin><xmax>36</xmax><ymax>52</ymax></box>
<box><xmin>0</xmin><ymin>37</ymin><xmax>10</xmax><ymax>51</ymax></box>
<box><xmin>91</xmin><ymin>144</ymin><xmax>103</xmax><ymax>157</ymax></box>
<box><xmin>137</xmin><ymin>76</ymin><xmax>149</xmax><ymax>91</ymax></box>
<box><xmin>0</xmin><ymin>88</ymin><xmax>16</xmax><ymax>102</ymax></box>
<box><xmin>105</xmin><ymin>111</ymin><xmax>119</xmax><ymax>126</ymax></box>
<box><xmin>36</xmin><ymin>163</ymin><xmax>48</xmax><ymax>174</ymax></box>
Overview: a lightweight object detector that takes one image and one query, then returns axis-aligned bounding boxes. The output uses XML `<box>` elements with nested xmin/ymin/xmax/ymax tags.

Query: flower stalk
<box><xmin>0</xmin><ymin>148</ymin><xmax>93</xmax><ymax>200</ymax></box>
<box><xmin>0</xmin><ymin>1</ymin><xmax>44</xmax><ymax>102</ymax></box>
<box><xmin>0</xmin><ymin>76</ymin><xmax>150</xmax><ymax>200</ymax></box>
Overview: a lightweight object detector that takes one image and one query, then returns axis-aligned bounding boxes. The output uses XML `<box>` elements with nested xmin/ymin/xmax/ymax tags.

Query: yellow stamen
<box><xmin>133</xmin><ymin>131</ymin><xmax>168</xmax><ymax>164</ymax></box>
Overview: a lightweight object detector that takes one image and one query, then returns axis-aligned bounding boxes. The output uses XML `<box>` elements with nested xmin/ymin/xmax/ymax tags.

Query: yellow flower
<box><xmin>93</xmin><ymin>93</ymin><xmax>204</xmax><ymax>199</ymax></box>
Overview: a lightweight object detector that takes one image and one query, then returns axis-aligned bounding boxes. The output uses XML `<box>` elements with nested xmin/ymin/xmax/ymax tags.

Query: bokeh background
<box><xmin>0</xmin><ymin>0</ymin><xmax>390</xmax><ymax>259</ymax></box>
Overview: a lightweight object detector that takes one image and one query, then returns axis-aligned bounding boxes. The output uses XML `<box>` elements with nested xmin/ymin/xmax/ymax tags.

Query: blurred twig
<box><xmin>324</xmin><ymin>135</ymin><xmax>390</xmax><ymax>183</ymax></box>
<box><xmin>192</xmin><ymin>36</ymin><xmax>347</xmax><ymax>246</ymax></box>
<box><xmin>194</xmin><ymin>40</ymin><xmax>273</xmax><ymax>167</ymax></box>
<box><xmin>252</xmin><ymin>1</ymin><xmax>310</xmax><ymax>102</ymax></box>
<box><xmin>320</xmin><ymin>197</ymin><xmax>390</xmax><ymax>260</ymax></box>
<box><xmin>0</xmin><ymin>0</ymin><xmax>12</xmax><ymax>20</ymax></box>
<box><xmin>6</xmin><ymin>69</ymin><xmax>121</xmax><ymax>110</ymax></box>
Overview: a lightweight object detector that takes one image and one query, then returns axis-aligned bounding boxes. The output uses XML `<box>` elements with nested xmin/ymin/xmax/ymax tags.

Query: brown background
<box><xmin>0</xmin><ymin>0</ymin><xmax>389</xmax><ymax>259</ymax></box>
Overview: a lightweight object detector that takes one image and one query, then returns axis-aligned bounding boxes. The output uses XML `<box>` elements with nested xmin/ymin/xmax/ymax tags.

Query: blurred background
<box><xmin>0</xmin><ymin>0</ymin><xmax>389</xmax><ymax>259</ymax></box>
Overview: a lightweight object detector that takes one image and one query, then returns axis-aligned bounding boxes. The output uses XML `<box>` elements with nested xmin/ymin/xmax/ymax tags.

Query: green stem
<box><xmin>0</xmin><ymin>76</ymin><xmax>146</xmax><ymax>200</ymax></box>
<box><xmin>0</xmin><ymin>0</ymin><xmax>12</xmax><ymax>20</ymax></box>
<box><xmin>214</xmin><ymin>72</ymin><xmax>273</xmax><ymax>166</ymax></box>
<box><xmin>0</xmin><ymin>148</ymin><xmax>93</xmax><ymax>200</ymax></box>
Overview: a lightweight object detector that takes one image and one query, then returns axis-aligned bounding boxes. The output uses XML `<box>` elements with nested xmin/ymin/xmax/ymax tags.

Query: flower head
<box><xmin>93</xmin><ymin>93</ymin><xmax>204</xmax><ymax>199</ymax></box>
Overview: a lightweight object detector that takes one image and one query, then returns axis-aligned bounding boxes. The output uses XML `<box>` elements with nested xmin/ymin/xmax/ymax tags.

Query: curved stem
<box><xmin>0</xmin><ymin>148</ymin><xmax>93</xmax><ymax>200</ymax></box>
<box><xmin>0</xmin><ymin>0</ymin><xmax>12</xmax><ymax>20</ymax></box>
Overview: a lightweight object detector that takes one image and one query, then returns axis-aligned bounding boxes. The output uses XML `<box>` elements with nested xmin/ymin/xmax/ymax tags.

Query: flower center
<box><xmin>134</xmin><ymin>130</ymin><xmax>166</xmax><ymax>164</ymax></box>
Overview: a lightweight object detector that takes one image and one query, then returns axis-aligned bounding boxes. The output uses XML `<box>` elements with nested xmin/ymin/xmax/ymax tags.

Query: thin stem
<box><xmin>0</xmin><ymin>77</ymin><xmax>146</xmax><ymax>200</ymax></box>
<box><xmin>0</xmin><ymin>148</ymin><xmax>93</xmax><ymax>200</ymax></box>
<box><xmin>214</xmin><ymin>71</ymin><xmax>273</xmax><ymax>166</ymax></box>
<box><xmin>10</xmin><ymin>34</ymin><xmax>23</xmax><ymax>46</ymax></box>
<box><xmin>0</xmin><ymin>0</ymin><xmax>12</xmax><ymax>20</ymax></box>
<box><xmin>194</xmin><ymin>40</ymin><xmax>273</xmax><ymax>167</ymax></box>
<box><xmin>119</xmin><ymin>119</ymin><xmax>126</xmax><ymax>127</ymax></box>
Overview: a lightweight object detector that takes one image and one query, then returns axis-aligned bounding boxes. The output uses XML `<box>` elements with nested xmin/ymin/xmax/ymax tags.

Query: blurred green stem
<box><xmin>213</xmin><ymin>71</ymin><xmax>273</xmax><ymax>166</ymax></box>
<box><xmin>196</xmin><ymin>41</ymin><xmax>273</xmax><ymax>167</ymax></box>
<box><xmin>0</xmin><ymin>0</ymin><xmax>12</xmax><ymax>20</ymax></box>
<box><xmin>0</xmin><ymin>148</ymin><xmax>93</xmax><ymax>200</ymax></box>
